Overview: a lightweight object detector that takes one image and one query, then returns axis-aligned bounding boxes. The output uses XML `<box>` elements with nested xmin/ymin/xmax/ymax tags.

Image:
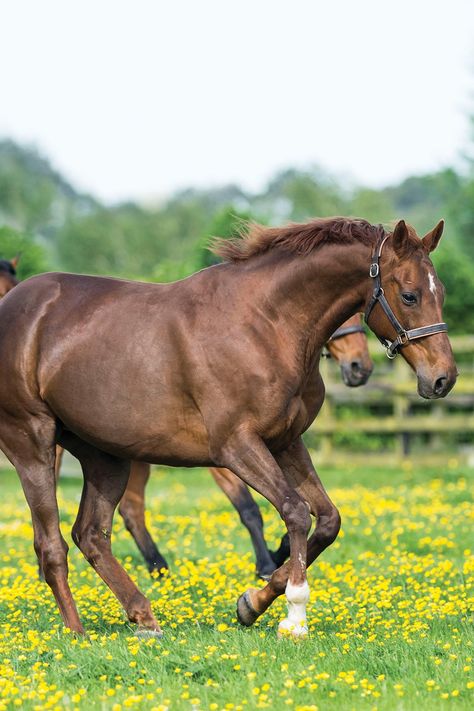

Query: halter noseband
<box><xmin>364</xmin><ymin>232</ymin><xmax>448</xmax><ymax>358</ymax></box>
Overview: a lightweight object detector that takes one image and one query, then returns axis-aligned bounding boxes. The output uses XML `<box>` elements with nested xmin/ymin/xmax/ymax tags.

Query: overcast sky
<box><xmin>1</xmin><ymin>0</ymin><xmax>473</xmax><ymax>203</ymax></box>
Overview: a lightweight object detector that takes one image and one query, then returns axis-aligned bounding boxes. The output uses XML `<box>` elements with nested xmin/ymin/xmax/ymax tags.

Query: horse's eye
<box><xmin>401</xmin><ymin>292</ymin><xmax>417</xmax><ymax>305</ymax></box>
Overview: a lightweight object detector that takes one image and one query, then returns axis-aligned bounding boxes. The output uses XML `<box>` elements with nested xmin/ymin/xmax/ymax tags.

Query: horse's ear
<box><xmin>392</xmin><ymin>220</ymin><xmax>411</xmax><ymax>258</ymax></box>
<box><xmin>10</xmin><ymin>255</ymin><xmax>20</xmax><ymax>269</ymax></box>
<box><xmin>422</xmin><ymin>220</ymin><xmax>444</xmax><ymax>254</ymax></box>
<box><xmin>10</xmin><ymin>254</ymin><xmax>21</xmax><ymax>269</ymax></box>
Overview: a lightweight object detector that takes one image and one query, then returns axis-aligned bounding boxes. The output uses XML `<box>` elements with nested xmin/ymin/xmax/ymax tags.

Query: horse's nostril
<box><xmin>434</xmin><ymin>376</ymin><xmax>447</xmax><ymax>395</ymax></box>
<box><xmin>351</xmin><ymin>361</ymin><xmax>362</xmax><ymax>375</ymax></box>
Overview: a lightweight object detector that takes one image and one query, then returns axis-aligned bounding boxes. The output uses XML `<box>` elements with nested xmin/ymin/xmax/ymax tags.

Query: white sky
<box><xmin>1</xmin><ymin>0</ymin><xmax>473</xmax><ymax>203</ymax></box>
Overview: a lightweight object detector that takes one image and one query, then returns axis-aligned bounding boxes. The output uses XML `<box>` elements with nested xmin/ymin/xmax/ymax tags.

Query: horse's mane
<box><xmin>212</xmin><ymin>217</ymin><xmax>390</xmax><ymax>262</ymax></box>
<box><xmin>0</xmin><ymin>260</ymin><xmax>16</xmax><ymax>276</ymax></box>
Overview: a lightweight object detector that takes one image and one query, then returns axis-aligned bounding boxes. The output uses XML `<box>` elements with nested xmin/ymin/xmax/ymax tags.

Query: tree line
<box><xmin>0</xmin><ymin>139</ymin><xmax>473</xmax><ymax>333</ymax></box>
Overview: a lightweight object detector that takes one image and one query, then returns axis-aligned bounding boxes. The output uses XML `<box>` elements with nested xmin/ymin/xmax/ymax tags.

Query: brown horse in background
<box><xmin>0</xmin><ymin>217</ymin><xmax>456</xmax><ymax>637</ymax></box>
<box><xmin>0</xmin><ymin>257</ymin><xmax>19</xmax><ymax>296</ymax></box>
<box><xmin>109</xmin><ymin>314</ymin><xmax>373</xmax><ymax>580</ymax></box>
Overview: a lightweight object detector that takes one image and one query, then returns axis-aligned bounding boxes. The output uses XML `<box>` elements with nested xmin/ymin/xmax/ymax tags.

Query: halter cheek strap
<box><xmin>364</xmin><ymin>233</ymin><xmax>448</xmax><ymax>358</ymax></box>
<box><xmin>328</xmin><ymin>324</ymin><xmax>366</xmax><ymax>341</ymax></box>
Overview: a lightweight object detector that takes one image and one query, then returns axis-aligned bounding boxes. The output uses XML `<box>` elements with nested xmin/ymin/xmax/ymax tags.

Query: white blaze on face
<box><xmin>428</xmin><ymin>271</ymin><xmax>437</xmax><ymax>296</ymax></box>
<box><xmin>277</xmin><ymin>579</ymin><xmax>310</xmax><ymax>637</ymax></box>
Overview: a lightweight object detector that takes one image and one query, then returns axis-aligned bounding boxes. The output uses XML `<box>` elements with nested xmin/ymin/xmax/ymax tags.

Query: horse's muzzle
<box><xmin>417</xmin><ymin>370</ymin><xmax>457</xmax><ymax>399</ymax></box>
<box><xmin>340</xmin><ymin>360</ymin><xmax>373</xmax><ymax>388</ymax></box>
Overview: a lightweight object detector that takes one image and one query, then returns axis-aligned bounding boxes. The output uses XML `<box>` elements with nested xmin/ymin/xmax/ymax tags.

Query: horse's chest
<box><xmin>264</xmin><ymin>395</ymin><xmax>310</xmax><ymax>444</ymax></box>
<box><xmin>265</xmin><ymin>376</ymin><xmax>325</xmax><ymax>444</ymax></box>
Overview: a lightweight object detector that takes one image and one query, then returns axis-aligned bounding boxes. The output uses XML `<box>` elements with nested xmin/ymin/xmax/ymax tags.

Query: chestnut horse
<box><xmin>0</xmin><ymin>218</ymin><xmax>456</xmax><ymax>638</ymax></box>
<box><xmin>3</xmin><ymin>260</ymin><xmax>373</xmax><ymax>579</ymax></box>
<box><xmin>115</xmin><ymin>314</ymin><xmax>373</xmax><ymax>580</ymax></box>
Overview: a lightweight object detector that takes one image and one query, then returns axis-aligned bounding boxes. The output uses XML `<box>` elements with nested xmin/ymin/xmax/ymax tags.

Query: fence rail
<box><xmin>310</xmin><ymin>335</ymin><xmax>474</xmax><ymax>465</ymax></box>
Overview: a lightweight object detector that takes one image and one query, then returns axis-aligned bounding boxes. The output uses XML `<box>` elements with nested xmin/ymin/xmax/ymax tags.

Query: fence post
<box><xmin>393</xmin><ymin>357</ymin><xmax>410</xmax><ymax>459</ymax></box>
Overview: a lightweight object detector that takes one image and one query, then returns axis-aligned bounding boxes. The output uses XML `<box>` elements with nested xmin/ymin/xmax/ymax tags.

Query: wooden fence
<box><xmin>310</xmin><ymin>335</ymin><xmax>474</xmax><ymax>465</ymax></box>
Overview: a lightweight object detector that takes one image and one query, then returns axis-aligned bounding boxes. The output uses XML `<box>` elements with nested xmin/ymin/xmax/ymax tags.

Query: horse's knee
<box><xmin>317</xmin><ymin>506</ymin><xmax>341</xmax><ymax>547</ymax></box>
<box><xmin>282</xmin><ymin>496</ymin><xmax>312</xmax><ymax>537</ymax></box>
<box><xmin>37</xmin><ymin>537</ymin><xmax>69</xmax><ymax>581</ymax></box>
<box><xmin>72</xmin><ymin>524</ymin><xmax>109</xmax><ymax>564</ymax></box>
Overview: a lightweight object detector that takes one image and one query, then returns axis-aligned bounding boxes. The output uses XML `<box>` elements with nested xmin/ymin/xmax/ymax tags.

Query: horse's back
<box><xmin>0</xmin><ymin>272</ymin><xmax>213</xmax><ymax>463</ymax></box>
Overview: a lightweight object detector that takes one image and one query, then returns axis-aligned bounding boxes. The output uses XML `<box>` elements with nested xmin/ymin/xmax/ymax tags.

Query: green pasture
<box><xmin>0</xmin><ymin>462</ymin><xmax>472</xmax><ymax>710</ymax></box>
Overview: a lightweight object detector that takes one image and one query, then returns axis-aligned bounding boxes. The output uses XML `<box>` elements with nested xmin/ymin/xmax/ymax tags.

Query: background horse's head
<box><xmin>367</xmin><ymin>220</ymin><xmax>457</xmax><ymax>399</ymax></box>
<box><xmin>326</xmin><ymin>314</ymin><xmax>373</xmax><ymax>387</ymax></box>
<box><xmin>0</xmin><ymin>257</ymin><xmax>19</xmax><ymax>298</ymax></box>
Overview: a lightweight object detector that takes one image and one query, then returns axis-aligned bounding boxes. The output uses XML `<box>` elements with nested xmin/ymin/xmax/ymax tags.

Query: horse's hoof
<box><xmin>236</xmin><ymin>590</ymin><xmax>259</xmax><ymax>627</ymax></box>
<box><xmin>136</xmin><ymin>626</ymin><xmax>163</xmax><ymax>639</ymax></box>
<box><xmin>277</xmin><ymin>618</ymin><xmax>308</xmax><ymax>639</ymax></box>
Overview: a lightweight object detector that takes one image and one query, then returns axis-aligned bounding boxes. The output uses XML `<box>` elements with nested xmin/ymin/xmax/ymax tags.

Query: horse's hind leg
<box><xmin>269</xmin><ymin>532</ymin><xmax>290</xmax><ymax>569</ymax></box>
<box><xmin>60</xmin><ymin>432</ymin><xmax>161</xmax><ymax>634</ymax></box>
<box><xmin>118</xmin><ymin>461</ymin><xmax>169</xmax><ymax>575</ymax></box>
<box><xmin>210</xmin><ymin>467</ymin><xmax>276</xmax><ymax>580</ymax></box>
<box><xmin>0</xmin><ymin>415</ymin><xmax>84</xmax><ymax>633</ymax></box>
<box><xmin>54</xmin><ymin>445</ymin><xmax>64</xmax><ymax>483</ymax></box>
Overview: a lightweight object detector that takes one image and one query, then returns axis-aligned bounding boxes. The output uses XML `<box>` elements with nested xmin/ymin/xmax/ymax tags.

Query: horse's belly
<box><xmin>46</xmin><ymin>373</ymin><xmax>212</xmax><ymax>465</ymax></box>
<box><xmin>59</xmin><ymin>409</ymin><xmax>212</xmax><ymax>466</ymax></box>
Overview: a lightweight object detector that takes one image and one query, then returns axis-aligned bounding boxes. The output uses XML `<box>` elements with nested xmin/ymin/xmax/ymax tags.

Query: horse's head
<box><xmin>0</xmin><ymin>257</ymin><xmax>19</xmax><ymax>298</ymax></box>
<box><xmin>326</xmin><ymin>314</ymin><xmax>373</xmax><ymax>387</ymax></box>
<box><xmin>365</xmin><ymin>220</ymin><xmax>457</xmax><ymax>399</ymax></box>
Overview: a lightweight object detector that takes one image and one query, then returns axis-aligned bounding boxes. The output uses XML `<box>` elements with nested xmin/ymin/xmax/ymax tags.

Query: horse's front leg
<box><xmin>242</xmin><ymin>437</ymin><xmax>340</xmax><ymax>636</ymax></box>
<box><xmin>215</xmin><ymin>431</ymin><xmax>312</xmax><ymax>637</ymax></box>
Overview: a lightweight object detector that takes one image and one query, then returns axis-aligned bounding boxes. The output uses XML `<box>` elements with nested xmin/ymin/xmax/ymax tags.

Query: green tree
<box><xmin>260</xmin><ymin>167</ymin><xmax>348</xmax><ymax>221</ymax></box>
<box><xmin>432</xmin><ymin>240</ymin><xmax>474</xmax><ymax>334</ymax></box>
<box><xmin>349</xmin><ymin>188</ymin><xmax>395</xmax><ymax>225</ymax></box>
<box><xmin>0</xmin><ymin>140</ymin><xmax>96</xmax><ymax>237</ymax></box>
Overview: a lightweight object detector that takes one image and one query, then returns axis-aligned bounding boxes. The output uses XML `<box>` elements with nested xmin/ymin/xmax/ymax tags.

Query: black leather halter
<box><xmin>364</xmin><ymin>233</ymin><xmax>448</xmax><ymax>359</ymax></box>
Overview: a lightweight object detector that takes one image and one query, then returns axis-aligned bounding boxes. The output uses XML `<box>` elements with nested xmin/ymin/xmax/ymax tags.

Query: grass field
<box><xmin>0</xmin><ymin>460</ymin><xmax>472</xmax><ymax>710</ymax></box>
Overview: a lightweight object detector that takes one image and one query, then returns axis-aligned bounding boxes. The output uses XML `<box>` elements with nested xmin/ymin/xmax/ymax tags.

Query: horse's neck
<box><xmin>250</xmin><ymin>243</ymin><xmax>371</xmax><ymax>371</ymax></box>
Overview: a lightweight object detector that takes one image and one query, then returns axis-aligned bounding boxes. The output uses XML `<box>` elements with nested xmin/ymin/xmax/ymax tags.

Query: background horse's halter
<box><xmin>321</xmin><ymin>323</ymin><xmax>366</xmax><ymax>358</ymax></box>
<box><xmin>364</xmin><ymin>232</ymin><xmax>448</xmax><ymax>358</ymax></box>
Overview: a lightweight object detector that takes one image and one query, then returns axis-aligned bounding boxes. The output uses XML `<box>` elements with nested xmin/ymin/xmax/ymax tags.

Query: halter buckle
<box><xmin>369</xmin><ymin>263</ymin><xmax>379</xmax><ymax>278</ymax></box>
<box><xmin>398</xmin><ymin>330</ymin><xmax>409</xmax><ymax>345</ymax></box>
